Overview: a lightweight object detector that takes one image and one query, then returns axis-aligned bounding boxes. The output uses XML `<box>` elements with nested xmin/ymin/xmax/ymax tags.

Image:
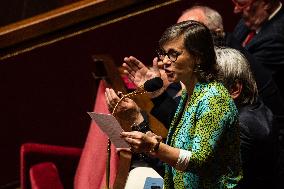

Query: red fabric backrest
<box><xmin>20</xmin><ymin>143</ymin><xmax>82</xmax><ymax>189</ymax></box>
<box><xmin>29</xmin><ymin>162</ymin><xmax>64</xmax><ymax>189</ymax></box>
<box><xmin>74</xmin><ymin>80</ymin><xmax>119</xmax><ymax>189</ymax></box>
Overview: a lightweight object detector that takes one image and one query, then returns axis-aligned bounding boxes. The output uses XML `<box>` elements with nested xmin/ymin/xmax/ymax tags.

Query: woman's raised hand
<box><xmin>122</xmin><ymin>56</ymin><xmax>161</xmax><ymax>88</ymax></box>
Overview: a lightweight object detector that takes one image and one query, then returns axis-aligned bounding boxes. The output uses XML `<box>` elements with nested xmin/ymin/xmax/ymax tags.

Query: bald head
<box><xmin>177</xmin><ymin>8</ymin><xmax>206</xmax><ymax>23</ymax></box>
<box><xmin>177</xmin><ymin>6</ymin><xmax>224</xmax><ymax>35</ymax></box>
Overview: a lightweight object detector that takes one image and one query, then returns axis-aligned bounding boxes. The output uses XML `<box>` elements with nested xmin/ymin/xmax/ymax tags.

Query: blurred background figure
<box><xmin>232</xmin><ymin>0</ymin><xmax>284</xmax><ymax>99</ymax></box>
<box><xmin>216</xmin><ymin>47</ymin><xmax>278</xmax><ymax>189</ymax></box>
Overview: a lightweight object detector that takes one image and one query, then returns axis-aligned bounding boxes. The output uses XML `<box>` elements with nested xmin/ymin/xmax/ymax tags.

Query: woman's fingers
<box><xmin>116</xmin><ymin>148</ymin><xmax>131</xmax><ymax>153</ymax></box>
<box><xmin>121</xmin><ymin>131</ymin><xmax>142</xmax><ymax>138</ymax></box>
<box><xmin>124</xmin><ymin>136</ymin><xmax>147</xmax><ymax>152</ymax></box>
<box><xmin>105</xmin><ymin>88</ymin><xmax>122</xmax><ymax>110</ymax></box>
<box><xmin>123</xmin><ymin>57</ymin><xmax>139</xmax><ymax>72</ymax></box>
<box><xmin>152</xmin><ymin>57</ymin><xmax>159</xmax><ymax>72</ymax></box>
<box><xmin>105</xmin><ymin>88</ymin><xmax>112</xmax><ymax>108</ymax></box>
<box><xmin>123</xmin><ymin>56</ymin><xmax>148</xmax><ymax>77</ymax></box>
<box><xmin>123</xmin><ymin>56</ymin><xmax>142</xmax><ymax>70</ymax></box>
<box><xmin>124</xmin><ymin>137</ymin><xmax>141</xmax><ymax>145</ymax></box>
<box><xmin>108</xmin><ymin>88</ymin><xmax>118</xmax><ymax>101</ymax></box>
<box><xmin>121</xmin><ymin>131</ymin><xmax>152</xmax><ymax>152</ymax></box>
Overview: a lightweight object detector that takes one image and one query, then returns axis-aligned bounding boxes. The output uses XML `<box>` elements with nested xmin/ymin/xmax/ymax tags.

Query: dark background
<box><xmin>0</xmin><ymin>0</ymin><xmax>246</xmax><ymax>188</ymax></box>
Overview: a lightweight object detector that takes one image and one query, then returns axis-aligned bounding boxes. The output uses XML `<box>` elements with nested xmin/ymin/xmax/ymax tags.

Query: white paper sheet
<box><xmin>87</xmin><ymin>112</ymin><xmax>129</xmax><ymax>148</ymax></box>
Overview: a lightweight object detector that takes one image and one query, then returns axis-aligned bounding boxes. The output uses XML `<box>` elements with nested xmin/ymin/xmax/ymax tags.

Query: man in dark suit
<box><xmin>232</xmin><ymin>0</ymin><xmax>284</xmax><ymax>98</ymax></box>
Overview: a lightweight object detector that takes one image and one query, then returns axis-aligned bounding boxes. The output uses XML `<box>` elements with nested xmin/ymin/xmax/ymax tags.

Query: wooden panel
<box><xmin>0</xmin><ymin>0</ymin><xmax>148</xmax><ymax>49</ymax></box>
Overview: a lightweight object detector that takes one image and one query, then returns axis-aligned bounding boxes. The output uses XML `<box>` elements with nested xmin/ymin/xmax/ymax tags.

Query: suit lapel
<box><xmin>246</xmin><ymin>6</ymin><xmax>284</xmax><ymax>49</ymax></box>
<box><xmin>233</xmin><ymin>19</ymin><xmax>250</xmax><ymax>42</ymax></box>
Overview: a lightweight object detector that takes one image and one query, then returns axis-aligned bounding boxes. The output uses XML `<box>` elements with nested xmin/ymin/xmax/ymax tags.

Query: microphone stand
<box><xmin>107</xmin><ymin>77</ymin><xmax>163</xmax><ymax>189</ymax></box>
<box><xmin>107</xmin><ymin>87</ymin><xmax>147</xmax><ymax>189</ymax></box>
<box><xmin>112</xmin><ymin>87</ymin><xmax>147</xmax><ymax>116</ymax></box>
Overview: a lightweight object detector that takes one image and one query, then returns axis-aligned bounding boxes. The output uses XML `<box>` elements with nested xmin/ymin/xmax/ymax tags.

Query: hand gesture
<box><xmin>105</xmin><ymin>88</ymin><xmax>144</xmax><ymax>129</ymax></box>
<box><xmin>122</xmin><ymin>56</ymin><xmax>161</xmax><ymax>88</ymax></box>
<box><xmin>120</xmin><ymin>131</ymin><xmax>159</xmax><ymax>153</ymax></box>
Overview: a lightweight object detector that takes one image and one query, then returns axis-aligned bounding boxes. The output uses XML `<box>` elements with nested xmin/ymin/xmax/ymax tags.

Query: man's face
<box><xmin>232</xmin><ymin>0</ymin><xmax>270</xmax><ymax>30</ymax></box>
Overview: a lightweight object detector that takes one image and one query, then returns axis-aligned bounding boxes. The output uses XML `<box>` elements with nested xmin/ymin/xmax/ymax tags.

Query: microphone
<box><xmin>143</xmin><ymin>77</ymin><xmax>164</xmax><ymax>92</ymax></box>
<box><xmin>112</xmin><ymin>77</ymin><xmax>163</xmax><ymax>115</ymax></box>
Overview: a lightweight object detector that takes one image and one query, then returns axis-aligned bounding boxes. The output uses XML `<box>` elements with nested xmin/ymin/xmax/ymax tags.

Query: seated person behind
<box><xmin>216</xmin><ymin>47</ymin><xmax>278</xmax><ymax>189</ymax></box>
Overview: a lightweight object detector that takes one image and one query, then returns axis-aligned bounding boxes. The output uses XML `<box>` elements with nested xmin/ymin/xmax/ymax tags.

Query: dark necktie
<box><xmin>242</xmin><ymin>30</ymin><xmax>256</xmax><ymax>47</ymax></box>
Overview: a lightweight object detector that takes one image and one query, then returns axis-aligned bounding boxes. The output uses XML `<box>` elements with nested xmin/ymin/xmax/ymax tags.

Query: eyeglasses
<box><xmin>156</xmin><ymin>49</ymin><xmax>183</xmax><ymax>63</ymax></box>
<box><xmin>232</xmin><ymin>0</ymin><xmax>254</xmax><ymax>9</ymax></box>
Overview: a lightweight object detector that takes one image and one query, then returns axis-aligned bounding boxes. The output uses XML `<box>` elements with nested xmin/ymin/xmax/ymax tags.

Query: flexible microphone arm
<box><xmin>112</xmin><ymin>77</ymin><xmax>163</xmax><ymax>115</ymax></box>
<box><xmin>108</xmin><ymin>77</ymin><xmax>162</xmax><ymax>189</ymax></box>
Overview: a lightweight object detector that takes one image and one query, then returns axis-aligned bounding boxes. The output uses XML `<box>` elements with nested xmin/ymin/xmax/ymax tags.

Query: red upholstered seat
<box><xmin>30</xmin><ymin>162</ymin><xmax>64</xmax><ymax>189</ymax></box>
<box><xmin>20</xmin><ymin>80</ymin><xmax>120</xmax><ymax>189</ymax></box>
<box><xmin>21</xmin><ymin>143</ymin><xmax>82</xmax><ymax>189</ymax></box>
